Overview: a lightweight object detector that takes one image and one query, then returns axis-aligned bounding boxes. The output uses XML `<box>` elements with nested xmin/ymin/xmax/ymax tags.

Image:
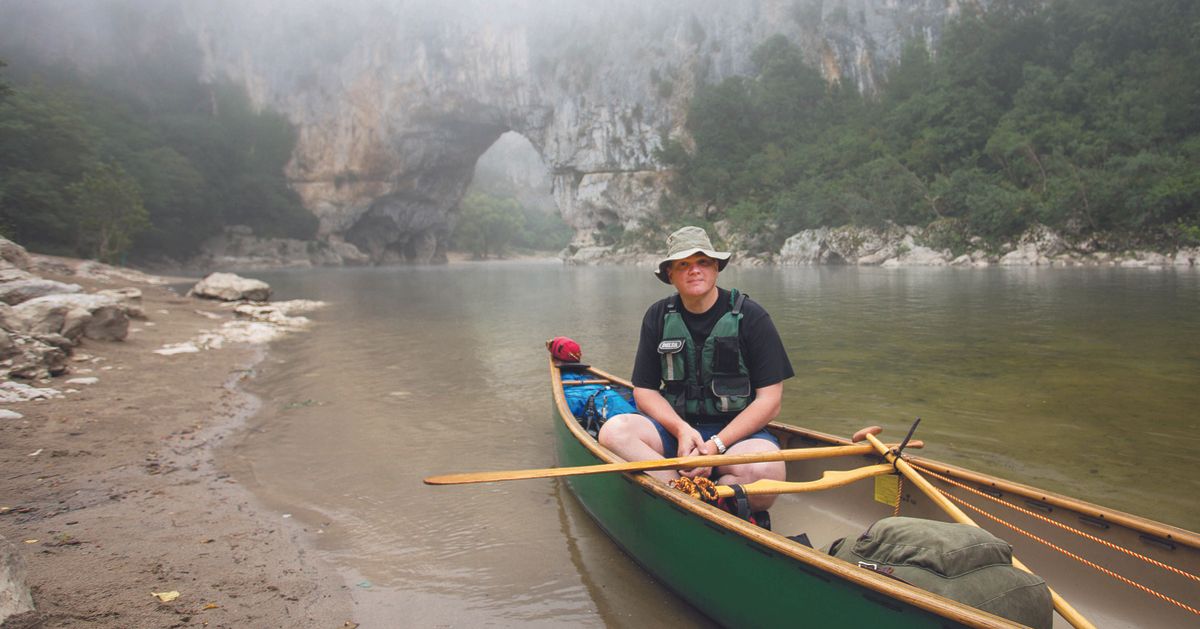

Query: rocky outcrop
<box><xmin>96</xmin><ymin>288</ymin><xmax>145</xmax><ymax>320</ymax></box>
<box><xmin>0</xmin><ymin>279</ymin><xmax>83</xmax><ymax>306</ymax></box>
<box><xmin>779</xmin><ymin>224</ymin><xmax>1200</xmax><ymax>268</ymax></box>
<box><xmin>779</xmin><ymin>224</ymin><xmax>951</xmax><ymax>266</ymax></box>
<box><xmin>9</xmin><ymin>294</ymin><xmax>131</xmax><ymax>343</ymax></box>
<box><xmin>154</xmin><ymin>299</ymin><xmax>325</xmax><ymax>356</ymax></box>
<box><xmin>1</xmin><ymin>0</ymin><xmax>974</xmax><ymax>262</ymax></box>
<box><xmin>0</xmin><ymin>238</ymin><xmax>149</xmax><ymax>380</ymax></box>
<box><xmin>0</xmin><ymin>239</ymin><xmax>32</xmax><ymax>272</ymax></box>
<box><xmin>192</xmin><ymin>226</ymin><xmax>370</xmax><ymax>270</ymax></box>
<box><xmin>0</xmin><ymin>328</ymin><xmax>68</xmax><ymax>380</ymax></box>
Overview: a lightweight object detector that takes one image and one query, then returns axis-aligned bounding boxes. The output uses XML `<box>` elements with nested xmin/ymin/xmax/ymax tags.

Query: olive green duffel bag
<box><xmin>828</xmin><ymin>516</ymin><xmax>1052</xmax><ymax>629</ymax></box>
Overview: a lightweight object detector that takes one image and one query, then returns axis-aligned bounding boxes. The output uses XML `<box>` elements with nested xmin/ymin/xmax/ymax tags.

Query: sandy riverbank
<box><xmin>0</xmin><ymin>262</ymin><xmax>354</xmax><ymax>628</ymax></box>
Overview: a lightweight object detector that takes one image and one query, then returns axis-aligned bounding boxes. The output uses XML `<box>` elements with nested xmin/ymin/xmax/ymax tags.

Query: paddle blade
<box><xmin>425</xmin><ymin>471</ymin><xmax>535</xmax><ymax>485</ymax></box>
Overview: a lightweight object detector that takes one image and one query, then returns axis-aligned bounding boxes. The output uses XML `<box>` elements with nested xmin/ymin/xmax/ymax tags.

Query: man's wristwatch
<box><xmin>709</xmin><ymin>435</ymin><xmax>727</xmax><ymax>454</ymax></box>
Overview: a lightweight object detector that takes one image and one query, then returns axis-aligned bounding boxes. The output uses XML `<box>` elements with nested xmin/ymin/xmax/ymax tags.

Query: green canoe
<box><xmin>550</xmin><ymin>360</ymin><xmax>1200</xmax><ymax>628</ymax></box>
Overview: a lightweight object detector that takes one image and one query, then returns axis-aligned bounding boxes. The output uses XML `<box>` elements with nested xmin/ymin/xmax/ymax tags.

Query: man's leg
<box><xmin>715</xmin><ymin>438</ymin><xmax>786</xmax><ymax>511</ymax></box>
<box><xmin>597</xmin><ymin>413</ymin><xmax>678</xmax><ymax>482</ymax></box>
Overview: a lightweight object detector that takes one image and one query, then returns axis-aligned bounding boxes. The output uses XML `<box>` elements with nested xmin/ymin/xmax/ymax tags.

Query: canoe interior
<box><xmin>553</xmin><ymin>362</ymin><xmax>1200</xmax><ymax>629</ymax></box>
<box><xmin>775</xmin><ymin>431</ymin><xmax>1200</xmax><ymax>629</ymax></box>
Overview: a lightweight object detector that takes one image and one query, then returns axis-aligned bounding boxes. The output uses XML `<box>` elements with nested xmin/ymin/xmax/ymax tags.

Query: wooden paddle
<box><xmin>854</xmin><ymin>426</ymin><xmax>1096</xmax><ymax>629</ymax></box>
<box><xmin>712</xmin><ymin>464</ymin><xmax>894</xmax><ymax>498</ymax></box>
<box><xmin>424</xmin><ymin>440</ymin><xmax>922</xmax><ymax>485</ymax></box>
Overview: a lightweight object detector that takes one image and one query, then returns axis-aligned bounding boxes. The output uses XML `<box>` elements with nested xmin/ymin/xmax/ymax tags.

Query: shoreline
<box><xmin>0</xmin><ymin>259</ymin><xmax>354</xmax><ymax>628</ymax></box>
<box><xmin>185</xmin><ymin>222</ymin><xmax>1200</xmax><ymax>271</ymax></box>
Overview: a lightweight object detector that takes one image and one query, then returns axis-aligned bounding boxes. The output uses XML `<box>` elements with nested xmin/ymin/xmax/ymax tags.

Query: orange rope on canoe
<box><xmin>670</xmin><ymin>476</ymin><xmax>719</xmax><ymax>502</ymax></box>
<box><xmin>922</xmin><ymin>469</ymin><xmax>1200</xmax><ymax>617</ymax></box>
<box><xmin>921</xmin><ymin>468</ymin><xmax>1200</xmax><ymax>585</ymax></box>
<box><xmin>893</xmin><ymin>475</ymin><xmax>904</xmax><ymax>517</ymax></box>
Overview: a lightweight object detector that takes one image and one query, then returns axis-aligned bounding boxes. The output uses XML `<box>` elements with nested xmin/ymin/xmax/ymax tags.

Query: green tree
<box><xmin>0</xmin><ymin>60</ymin><xmax>11</xmax><ymax>104</ymax></box>
<box><xmin>750</xmin><ymin>35</ymin><xmax>829</xmax><ymax>145</ymax></box>
<box><xmin>126</xmin><ymin>146</ymin><xmax>212</xmax><ymax>254</ymax></box>
<box><xmin>453</xmin><ymin>192</ymin><xmax>525</xmax><ymax>258</ymax></box>
<box><xmin>515</xmin><ymin>205</ymin><xmax>573</xmax><ymax>251</ymax></box>
<box><xmin>160</xmin><ymin>83</ymin><xmax>315</xmax><ymax>241</ymax></box>
<box><xmin>67</xmin><ymin>163</ymin><xmax>149</xmax><ymax>262</ymax></box>
<box><xmin>0</xmin><ymin>51</ymin><xmax>314</xmax><ymax>260</ymax></box>
<box><xmin>0</xmin><ymin>85</ymin><xmax>99</xmax><ymax>251</ymax></box>
<box><xmin>664</xmin><ymin>0</ymin><xmax>1200</xmax><ymax>252</ymax></box>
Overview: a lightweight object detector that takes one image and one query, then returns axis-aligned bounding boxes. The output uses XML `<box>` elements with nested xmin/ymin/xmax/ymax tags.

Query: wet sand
<box><xmin>0</xmin><ymin>263</ymin><xmax>353</xmax><ymax>628</ymax></box>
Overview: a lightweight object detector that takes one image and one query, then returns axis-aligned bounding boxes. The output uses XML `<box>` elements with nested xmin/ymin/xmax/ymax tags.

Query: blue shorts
<box><xmin>651</xmin><ymin>419</ymin><xmax>780</xmax><ymax>458</ymax></box>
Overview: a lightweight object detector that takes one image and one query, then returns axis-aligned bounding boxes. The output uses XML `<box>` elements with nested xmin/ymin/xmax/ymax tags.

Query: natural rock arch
<box><xmin>3</xmin><ymin>0</ymin><xmax>967</xmax><ymax>264</ymax></box>
<box><xmin>188</xmin><ymin>1</ymin><xmax>966</xmax><ymax>263</ymax></box>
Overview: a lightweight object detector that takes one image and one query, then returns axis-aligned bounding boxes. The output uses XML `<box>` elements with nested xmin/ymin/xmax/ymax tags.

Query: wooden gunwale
<box><xmin>906</xmin><ymin>459</ymin><xmax>1200</xmax><ymax>547</ymax></box>
<box><xmin>762</xmin><ymin>423</ymin><xmax>1200</xmax><ymax>550</ymax></box>
<box><xmin>551</xmin><ymin>361</ymin><xmax>1024</xmax><ymax>628</ymax></box>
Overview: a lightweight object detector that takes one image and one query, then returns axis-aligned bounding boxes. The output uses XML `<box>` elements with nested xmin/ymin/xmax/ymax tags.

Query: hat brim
<box><xmin>653</xmin><ymin>248</ymin><xmax>731</xmax><ymax>284</ymax></box>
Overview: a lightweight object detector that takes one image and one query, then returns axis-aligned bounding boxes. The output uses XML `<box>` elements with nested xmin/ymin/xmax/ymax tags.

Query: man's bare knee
<box><xmin>598</xmin><ymin>414</ymin><xmax>668</xmax><ymax>467</ymax></box>
<box><xmin>598</xmin><ymin>413</ymin><xmax>642</xmax><ymax>448</ymax></box>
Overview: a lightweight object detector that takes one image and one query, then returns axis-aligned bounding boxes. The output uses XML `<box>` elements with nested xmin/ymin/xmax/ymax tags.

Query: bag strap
<box><xmin>730</xmin><ymin>484</ymin><xmax>751</xmax><ymax>520</ymax></box>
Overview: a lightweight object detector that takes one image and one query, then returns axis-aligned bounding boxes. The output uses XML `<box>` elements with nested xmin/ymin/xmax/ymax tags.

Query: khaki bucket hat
<box><xmin>654</xmin><ymin>226</ymin><xmax>731</xmax><ymax>284</ymax></box>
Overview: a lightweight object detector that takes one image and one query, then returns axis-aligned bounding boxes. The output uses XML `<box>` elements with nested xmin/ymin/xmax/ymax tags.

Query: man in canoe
<box><xmin>599</xmin><ymin>225</ymin><xmax>794</xmax><ymax>519</ymax></box>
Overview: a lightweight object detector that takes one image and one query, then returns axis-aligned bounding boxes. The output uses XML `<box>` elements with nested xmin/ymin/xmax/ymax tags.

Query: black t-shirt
<box><xmin>631</xmin><ymin>287</ymin><xmax>794</xmax><ymax>399</ymax></box>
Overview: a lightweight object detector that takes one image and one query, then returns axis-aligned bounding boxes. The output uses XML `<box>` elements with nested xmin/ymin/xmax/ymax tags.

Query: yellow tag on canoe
<box><xmin>874</xmin><ymin>474</ymin><xmax>900</xmax><ymax>505</ymax></box>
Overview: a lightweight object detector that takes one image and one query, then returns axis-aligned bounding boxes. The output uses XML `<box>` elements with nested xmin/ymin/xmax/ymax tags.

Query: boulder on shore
<box><xmin>0</xmin><ymin>278</ymin><xmax>83</xmax><ymax>306</ymax></box>
<box><xmin>9</xmin><ymin>293</ymin><xmax>130</xmax><ymax>342</ymax></box>
<box><xmin>189</xmin><ymin>272</ymin><xmax>272</xmax><ymax>302</ymax></box>
<box><xmin>0</xmin><ymin>328</ymin><xmax>69</xmax><ymax>379</ymax></box>
<box><xmin>0</xmin><ymin>534</ymin><xmax>35</xmax><ymax>624</ymax></box>
<box><xmin>97</xmin><ymin>287</ymin><xmax>145</xmax><ymax>319</ymax></box>
<box><xmin>0</xmin><ymin>238</ymin><xmax>31</xmax><ymax>271</ymax></box>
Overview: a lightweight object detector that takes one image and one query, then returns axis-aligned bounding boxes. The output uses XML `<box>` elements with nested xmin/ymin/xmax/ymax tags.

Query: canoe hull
<box><xmin>553</xmin><ymin>394</ymin><xmax>974</xmax><ymax>628</ymax></box>
<box><xmin>550</xmin><ymin>362</ymin><xmax>1200</xmax><ymax>628</ymax></box>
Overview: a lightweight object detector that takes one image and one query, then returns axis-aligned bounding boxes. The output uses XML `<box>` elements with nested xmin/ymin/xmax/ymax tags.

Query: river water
<box><xmin>221</xmin><ymin>262</ymin><xmax>1200</xmax><ymax>627</ymax></box>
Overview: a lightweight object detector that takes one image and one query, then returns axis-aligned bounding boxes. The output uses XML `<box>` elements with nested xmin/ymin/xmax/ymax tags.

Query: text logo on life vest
<box><xmin>657</xmin><ymin>339</ymin><xmax>684</xmax><ymax>353</ymax></box>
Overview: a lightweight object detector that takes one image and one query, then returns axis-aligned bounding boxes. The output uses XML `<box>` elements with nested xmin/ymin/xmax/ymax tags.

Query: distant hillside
<box><xmin>657</xmin><ymin>0</ymin><xmax>1200</xmax><ymax>255</ymax></box>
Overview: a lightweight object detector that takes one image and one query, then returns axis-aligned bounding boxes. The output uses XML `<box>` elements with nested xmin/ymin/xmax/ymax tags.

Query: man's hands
<box><xmin>677</xmin><ymin>426</ymin><xmax>717</xmax><ymax>478</ymax></box>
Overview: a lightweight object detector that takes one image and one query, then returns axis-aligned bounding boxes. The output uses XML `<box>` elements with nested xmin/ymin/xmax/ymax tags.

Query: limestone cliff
<box><xmin>0</xmin><ymin>0</ymin><xmax>977</xmax><ymax>263</ymax></box>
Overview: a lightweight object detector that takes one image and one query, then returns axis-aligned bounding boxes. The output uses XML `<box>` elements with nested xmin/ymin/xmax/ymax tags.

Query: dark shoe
<box><xmin>716</xmin><ymin>494</ymin><xmax>771</xmax><ymax>530</ymax></box>
<box><xmin>787</xmin><ymin>532</ymin><xmax>812</xmax><ymax>547</ymax></box>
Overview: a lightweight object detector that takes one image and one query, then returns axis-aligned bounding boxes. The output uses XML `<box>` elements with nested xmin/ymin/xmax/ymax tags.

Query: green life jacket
<box><xmin>657</xmin><ymin>288</ymin><xmax>753</xmax><ymax>422</ymax></box>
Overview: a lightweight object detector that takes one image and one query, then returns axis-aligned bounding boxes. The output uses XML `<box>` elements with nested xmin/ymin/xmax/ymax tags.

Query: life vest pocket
<box><xmin>712</xmin><ymin>335</ymin><xmax>741</xmax><ymax>374</ymax></box>
<box><xmin>711</xmin><ymin>375</ymin><xmax>751</xmax><ymax>412</ymax></box>
<box><xmin>658</xmin><ymin>339</ymin><xmax>686</xmax><ymax>382</ymax></box>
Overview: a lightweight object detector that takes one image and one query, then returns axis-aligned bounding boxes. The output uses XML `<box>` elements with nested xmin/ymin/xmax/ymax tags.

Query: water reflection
<box><xmin>224</xmin><ymin>262</ymin><xmax>1200</xmax><ymax>625</ymax></box>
